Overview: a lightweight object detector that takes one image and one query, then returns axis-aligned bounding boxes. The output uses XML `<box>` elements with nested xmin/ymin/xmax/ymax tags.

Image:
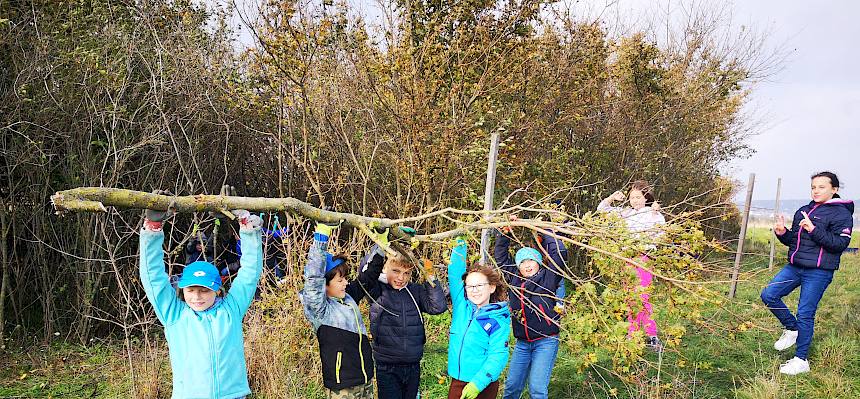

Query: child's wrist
<box><xmin>144</xmin><ymin>219</ymin><xmax>163</xmax><ymax>231</ymax></box>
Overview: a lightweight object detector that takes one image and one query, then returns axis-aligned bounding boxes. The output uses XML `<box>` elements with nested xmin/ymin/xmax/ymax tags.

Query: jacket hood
<box><xmin>822</xmin><ymin>198</ymin><xmax>855</xmax><ymax>214</ymax></box>
<box><xmin>476</xmin><ymin>301</ymin><xmax>510</xmax><ymax>318</ymax></box>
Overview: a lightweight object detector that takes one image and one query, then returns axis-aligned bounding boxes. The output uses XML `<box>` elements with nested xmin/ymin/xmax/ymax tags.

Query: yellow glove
<box><xmin>315</xmin><ymin>222</ymin><xmax>339</xmax><ymax>238</ymax></box>
<box><xmin>460</xmin><ymin>382</ymin><xmax>480</xmax><ymax>399</ymax></box>
<box><xmin>368</xmin><ymin>227</ymin><xmax>390</xmax><ymax>247</ymax></box>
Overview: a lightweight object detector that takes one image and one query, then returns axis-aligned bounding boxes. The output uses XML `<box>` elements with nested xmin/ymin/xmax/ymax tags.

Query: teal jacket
<box><xmin>446</xmin><ymin>239</ymin><xmax>511</xmax><ymax>392</ymax></box>
<box><xmin>139</xmin><ymin>226</ymin><xmax>262</xmax><ymax>399</ymax></box>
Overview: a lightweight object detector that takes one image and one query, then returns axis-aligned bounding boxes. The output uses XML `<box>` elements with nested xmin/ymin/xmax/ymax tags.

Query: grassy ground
<box><xmin>3</xmin><ymin>232</ymin><xmax>859</xmax><ymax>398</ymax></box>
<box><xmin>417</xmin><ymin>255</ymin><xmax>860</xmax><ymax>399</ymax></box>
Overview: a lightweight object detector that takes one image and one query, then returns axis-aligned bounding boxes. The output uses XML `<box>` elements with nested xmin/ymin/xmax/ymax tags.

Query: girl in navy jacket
<box><xmin>494</xmin><ymin>217</ymin><xmax>567</xmax><ymax>399</ymax></box>
<box><xmin>761</xmin><ymin>171</ymin><xmax>854</xmax><ymax>375</ymax></box>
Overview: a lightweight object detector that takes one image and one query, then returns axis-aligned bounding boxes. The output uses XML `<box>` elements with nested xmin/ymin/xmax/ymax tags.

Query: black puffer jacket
<box><xmin>495</xmin><ymin>231</ymin><xmax>567</xmax><ymax>341</ymax></box>
<box><xmin>776</xmin><ymin>197</ymin><xmax>854</xmax><ymax>270</ymax></box>
<box><xmin>359</xmin><ymin>247</ymin><xmax>448</xmax><ymax>364</ymax></box>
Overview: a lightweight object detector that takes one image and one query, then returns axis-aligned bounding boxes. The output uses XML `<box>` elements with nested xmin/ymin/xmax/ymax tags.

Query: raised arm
<box><xmin>419</xmin><ymin>273</ymin><xmax>448</xmax><ymax>315</ymax></box>
<box><xmin>448</xmin><ymin>238</ymin><xmax>468</xmax><ymax>309</ymax></box>
<box><xmin>139</xmin><ymin>205</ymin><xmax>183</xmax><ymax>326</ymax></box>
<box><xmin>597</xmin><ymin>190</ymin><xmax>626</xmax><ymax>213</ymax></box>
<box><xmin>348</xmin><ymin>244</ymin><xmax>385</xmax><ymax>302</ymax></box>
<box><xmin>300</xmin><ymin>223</ymin><xmax>336</xmax><ymax>325</ymax></box>
<box><xmin>539</xmin><ymin>231</ymin><xmax>567</xmax><ymax>290</ymax></box>
<box><xmin>223</xmin><ymin>211</ymin><xmax>264</xmax><ymax>316</ymax></box>
<box><xmin>493</xmin><ymin>230</ymin><xmax>518</xmax><ymax>283</ymax></box>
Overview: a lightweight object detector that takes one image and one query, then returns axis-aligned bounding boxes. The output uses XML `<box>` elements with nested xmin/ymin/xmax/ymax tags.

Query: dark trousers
<box><xmin>376</xmin><ymin>362</ymin><xmax>420</xmax><ymax>399</ymax></box>
<box><xmin>448</xmin><ymin>379</ymin><xmax>499</xmax><ymax>399</ymax></box>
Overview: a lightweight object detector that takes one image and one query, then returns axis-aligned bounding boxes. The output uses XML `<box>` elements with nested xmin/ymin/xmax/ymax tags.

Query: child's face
<box><xmin>628</xmin><ymin>189</ymin><xmax>647</xmax><ymax>210</ymax></box>
<box><xmin>464</xmin><ymin>272</ymin><xmax>496</xmax><ymax>307</ymax></box>
<box><xmin>384</xmin><ymin>262</ymin><xmax>412</xmax><ymax>290</ymax></box>
<box><xmin>326</xmin><ymin>273</ymin><xmax>347</xmax><ymax>299</ymax></box>
<box><xmin>183</xmin><ymin>286</ymin><xmax>217</xmax><ymax>311</ymax></box>
<box><xmin>811</xmin><ymin>176</ymin><xmax>838</xmax><ymax>203</ymax></box>
<box><xmin>517</xmin><ymin>259</ymin><xmax>540</xmax><ymax>278</ymax></box>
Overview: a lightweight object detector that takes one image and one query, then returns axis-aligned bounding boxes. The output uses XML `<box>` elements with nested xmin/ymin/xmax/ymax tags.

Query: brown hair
<box><xmin>629</xmin><ymin>180</ymin><xmax>656</xmax><ymax>205</ymax></box>
<box><xmin>384</xmin><ymin>254</ymin><xmax>415</xmax><ymax>271</ymax></box>
<box><xmin>325</xmin><ymin>254</ymin><xmax>351</xmax><ymax>285</ymax></box>
<box><xmin>811</xmin><ymin>171</ymin><xmax>840</xmax><ymax>188</ymax></box>
<box><xmin>461</xmin><ymin>264</ymin><xmax>508</xmax><ymax>303</ymax></box>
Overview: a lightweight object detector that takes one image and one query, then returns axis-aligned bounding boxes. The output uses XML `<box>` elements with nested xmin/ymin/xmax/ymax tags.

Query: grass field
<box><xmin>3</xmin><ymin>231</ymin><xmax>859</xmax><ymax>398</ymax></box>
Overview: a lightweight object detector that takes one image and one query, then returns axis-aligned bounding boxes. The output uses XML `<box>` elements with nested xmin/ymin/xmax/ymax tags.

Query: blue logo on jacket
<box><xmin>478</xmin><ymin>316</ymin><xmax>500</xmax><ymax>335</ymax></box>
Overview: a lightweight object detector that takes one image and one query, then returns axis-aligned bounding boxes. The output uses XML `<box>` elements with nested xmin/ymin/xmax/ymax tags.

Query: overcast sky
<box><xmin>225</xmin><ymin>0</ymin><xmax>859</xmax><ymax>202</ymax></box>
<box><xmin>570</xmin><ymin>0</ymin><xmax>859</xmax><ymax>202</ymax></box>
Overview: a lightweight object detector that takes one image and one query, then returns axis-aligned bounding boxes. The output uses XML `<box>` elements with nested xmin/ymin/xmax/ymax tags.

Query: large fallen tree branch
<box><xmin>50</xmin><ymin>187</ymin><xmax>691</xmax><ymax>283</ymax></box>
<box><xmin>50</xmin><ymin>187</ymin><xmax>572</xmax><ymax>242</ymax></box>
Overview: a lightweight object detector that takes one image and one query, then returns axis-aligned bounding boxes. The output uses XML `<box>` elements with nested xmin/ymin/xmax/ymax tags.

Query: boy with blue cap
<box><xmin>139</xmin><ymin>191</ymin><xmax>263</xmax><ymax>399</ymax></box>
<box><xmin>300</xmin><ymin>220</ymin><xmax>385</xmax><ymax>399</ymax></box>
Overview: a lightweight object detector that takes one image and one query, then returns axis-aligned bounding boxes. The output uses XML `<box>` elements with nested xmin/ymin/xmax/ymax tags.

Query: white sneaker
<box><xmin>774</xmin><ymin>329</ymin><xmax>798</xmax><ymax>351</ymax></box>
<box><xmin>779</xmin><ymin>357</ymin><xmax>810</xmax><ymax>375</ymax></box>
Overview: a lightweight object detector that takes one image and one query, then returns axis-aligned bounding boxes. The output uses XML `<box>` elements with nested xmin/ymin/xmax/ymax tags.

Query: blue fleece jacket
<box><xmin>446</xmin><ymin>239</ymin><xmax>511</xmax><ymax>392</ymax></box>
<box><xmin>139</xmin><ymin>226</ymin><xmax>262</xmax><ymax>399</ymax></box>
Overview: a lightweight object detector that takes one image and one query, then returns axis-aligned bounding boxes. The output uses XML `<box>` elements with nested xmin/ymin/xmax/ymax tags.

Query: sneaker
<box><xmin>779</xmin><ymin>357</ymin><xmax>810</xmax><ymax>375</ymax></box>
<box><xmin>646</xmin><ymin>336</ymin><xmax>664</xmax><ymax>353</ymax></box>
<box><xmin>774</xmin><ymin>329</ymin><xmax>798</xmax><ymax>351</ymax></box>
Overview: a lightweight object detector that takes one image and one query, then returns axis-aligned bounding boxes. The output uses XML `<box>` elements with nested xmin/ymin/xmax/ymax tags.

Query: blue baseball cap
<box><xmin>325</xmin><ymin>253</ymin><xmax>345</xmax><ymax>274</ymax></box>
<box><xmin>515</xmin><ymin>247</ymin><xmax>543</xmax><ymax>266</ymax></box>
<box><xmin>178</xmin><ymin>261</ymin><xmax>222</xmax><ymax>291</ymax></box>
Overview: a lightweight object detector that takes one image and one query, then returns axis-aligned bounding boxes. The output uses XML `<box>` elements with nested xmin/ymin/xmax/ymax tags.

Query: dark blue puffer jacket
<box><xmin>776</xmin><ymin>197</ymin><xmax>854</xmax><ymax>270</ymax></box>
<box><xmin>494</xmin><ymin>231</ymin><xmax>567</xmax><ymax>341</ymax></box>
<box><xmin>359</xmin><ymin>247</ymin><xmax>448</xmax><ymax>365</ymax></box>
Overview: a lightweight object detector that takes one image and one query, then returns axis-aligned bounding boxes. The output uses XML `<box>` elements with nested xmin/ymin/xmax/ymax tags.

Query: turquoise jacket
<box><xmin>140</xmin><ymin>226</ymin><xmax>262</xmax><ymax>399</ymax></box>
<box><xmin>446</xmin><ymin>239</ymin><xmax>511</xmax><ymax>392</ymax></box>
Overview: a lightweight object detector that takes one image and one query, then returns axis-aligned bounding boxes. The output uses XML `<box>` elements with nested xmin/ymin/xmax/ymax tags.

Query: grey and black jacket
<box><xmin>299</xmin><ymin>233</ymin><xmax>382</xmax><ymax>390</ymax></box>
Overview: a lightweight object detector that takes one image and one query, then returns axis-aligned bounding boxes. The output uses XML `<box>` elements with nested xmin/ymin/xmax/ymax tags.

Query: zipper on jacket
<box><xmin>791</xmin><ymin>204</ymin><xmax>821</xmax><ymax>264</ymax></box>
<box><xmin>336</xmin><ymin>351</ymin><xmax>342</xmax><ymax>384</ymax></box>
<box><xmin>349</xmin><ymin>301</ymin><xmax>369</xmax><ymax>383</ymax></box>
<box><xmin>458</xmin><ymin>311</ymin><xmax>475</xmax><ymax>378</ymax></box>
<box><xmin>817</xmin><ymin>247</ymin><xmax>824</xmax><ymax>268</ymax></box>
<box><xmin>520</xmin><ymin>282</ymin><xmax>530</xmax><ymax>341</ymax></box>
<box><xmin>538</xmin><ymin>304</ymin><xmax>552</xmax><ymax>326</ymax></box>
<box><xmin>204</xmin><ymin>314</ymin><xmax>219</xmax><ymax>398</ymax></box>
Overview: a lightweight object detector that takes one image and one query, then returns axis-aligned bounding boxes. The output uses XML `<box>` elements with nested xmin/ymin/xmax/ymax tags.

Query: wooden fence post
<box><xmin>729</xmin><ymin>173</ymin><xmax>755</xmax><ymax>299</ymax></box>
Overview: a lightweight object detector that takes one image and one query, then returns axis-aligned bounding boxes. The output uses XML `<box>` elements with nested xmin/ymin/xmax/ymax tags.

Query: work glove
<box><xmin>368</xmin><ymin>226</ymin><xmax>390</xmax><ymax>247</ymax></box>
<box><xmin>233</xmin><ymin>209</ymin><xmax>263</xmax><ymax>231</ymax></box>
<box><xmin>143</xmin><ymin>190</ymin><xmax>176</xmax><ymax>231</ymax></box>
<box><xmin>546</xmin><ymin>202</ymin><xmax>567</xmax><ymax>223</ymax></box>
<box><xmin>460</xmin><ymin>382</ymin><xmax>480</xmax><ymax>399</ymax></box>
<box><xmin>422</xmin><ymin>259</ymin><xmax>437</xmax><ymax>282</ymax></box>
<box><xmin>500</xmin><ymin>214</ymin><xmax>519</xmax><ymax>235</ymax></box>
<box><xmin>144</xmin><ymin>190</ymin><xmax>175</xmax><ymax>222</ymax></box>
<box><xmin>315</xmin><ymin>207</ymin><xmax>341</xmax><ymax>239</ymax></box>
<box><xmin>314</xmin><ymin>221</ymin><xmax>339</xmax><ymax>238</ymax></box>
